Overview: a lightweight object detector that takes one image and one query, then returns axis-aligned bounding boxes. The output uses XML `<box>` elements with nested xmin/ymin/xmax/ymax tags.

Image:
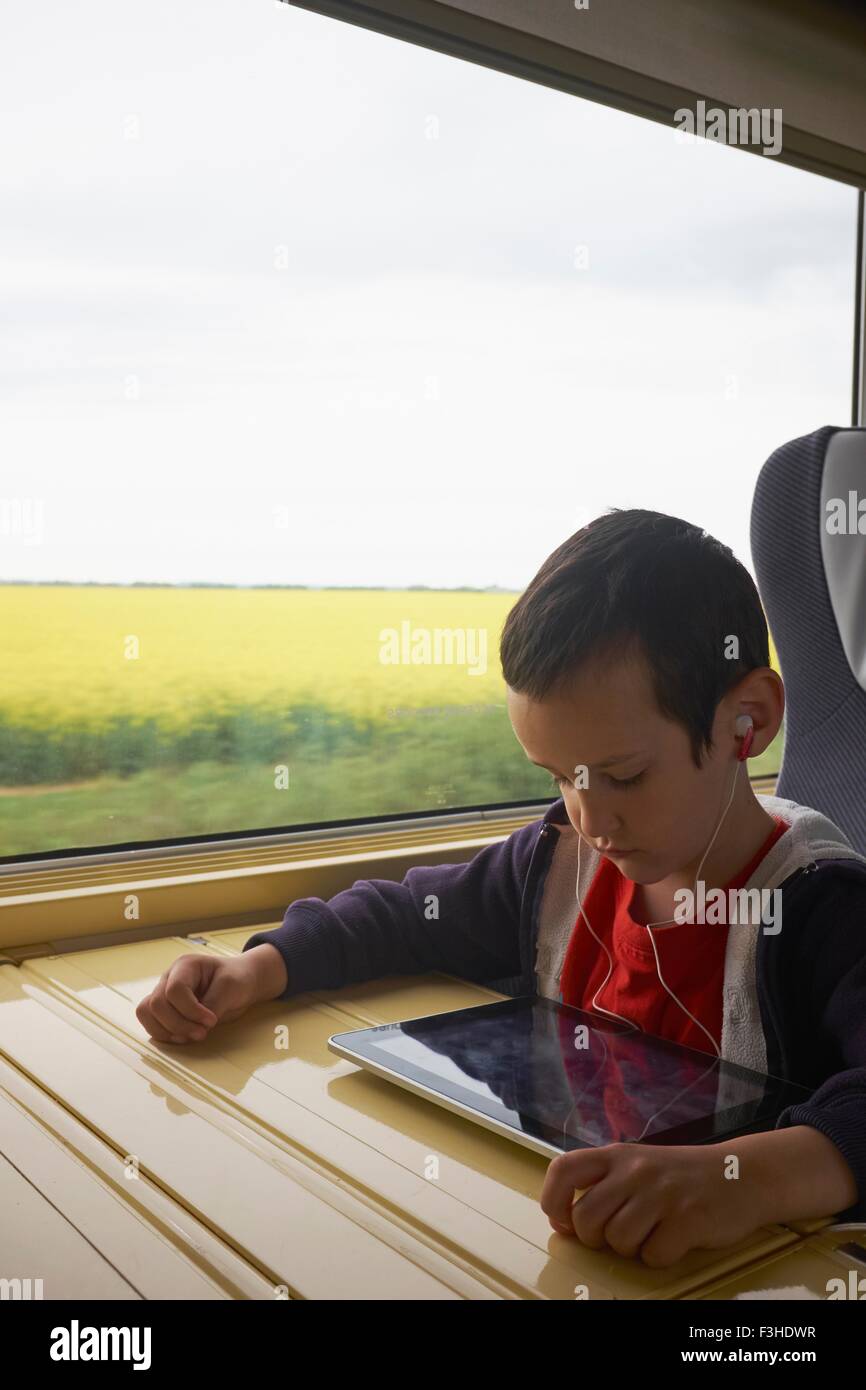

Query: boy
<box><xmin>136</xmin><ymin>509</ymin><xmax>866</xmax><ymax>1268</ymax></box>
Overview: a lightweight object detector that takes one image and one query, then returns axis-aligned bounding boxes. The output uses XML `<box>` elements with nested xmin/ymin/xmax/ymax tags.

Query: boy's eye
<box><xmin>607</xmin><ymin>771</ymin><xmax>645</xmax><ymax>789</ymax></box>
<box><xmin>549</xmin><ymin>771</ymin><xmax>645</xmax><ymax>791</ymax></box>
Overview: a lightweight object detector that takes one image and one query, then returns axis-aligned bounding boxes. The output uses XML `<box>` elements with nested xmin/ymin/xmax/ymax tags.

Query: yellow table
<box><xmin>0</xmin><ymin>926</ymin><xmax>850</xmax><ymax>1300</ymax></box>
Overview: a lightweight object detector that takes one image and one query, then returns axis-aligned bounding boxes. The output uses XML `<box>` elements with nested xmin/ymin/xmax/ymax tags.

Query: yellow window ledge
<box><xmin>0</xmin><ymin>778</ymin><xmax>778</xmax><ymax>956</ymax></box>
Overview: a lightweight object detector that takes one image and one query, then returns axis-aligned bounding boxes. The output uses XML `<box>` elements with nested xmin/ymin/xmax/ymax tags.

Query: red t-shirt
<box><xmin>558</xmin><ymin>815</ymin><xmax>790</xmax><ymax>1057</ymax></box>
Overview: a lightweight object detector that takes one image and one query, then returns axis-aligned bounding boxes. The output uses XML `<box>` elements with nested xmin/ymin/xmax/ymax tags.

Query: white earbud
<box><xmin>735</xmin><ymin>714</ymin><xmax>754</xmax><ymax>737</ymax></box>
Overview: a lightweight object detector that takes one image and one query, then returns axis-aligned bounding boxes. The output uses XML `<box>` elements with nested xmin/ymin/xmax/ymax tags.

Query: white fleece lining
<box><xmin>533</xmin><ymin>794</ymin><xmax>866</xmax><ymax>1072</ymax></box>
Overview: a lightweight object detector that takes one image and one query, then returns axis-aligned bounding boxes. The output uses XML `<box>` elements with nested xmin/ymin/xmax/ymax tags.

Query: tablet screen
<box><xmin>329</xmin><ymin>996</ymin><xmax>813</xmax><ymax>1153</ymax></box>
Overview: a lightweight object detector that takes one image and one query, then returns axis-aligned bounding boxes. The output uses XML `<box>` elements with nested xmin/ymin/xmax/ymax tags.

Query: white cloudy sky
<box><xmin>1</xmin><ymin>0</ymin><xmax>857</xmax><ymax>590</ymax></box>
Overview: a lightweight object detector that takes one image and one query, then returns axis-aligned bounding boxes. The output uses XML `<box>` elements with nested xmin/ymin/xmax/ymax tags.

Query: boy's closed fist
<box><xmin>541</xmin><ymin>1140</ymin><xmax>769</xmax><ymax>1268</ymax></box>
<box><xmin>135</xmin><ymin>947</ymin><xmax>283</xmax><ymax>1044</ymax></box>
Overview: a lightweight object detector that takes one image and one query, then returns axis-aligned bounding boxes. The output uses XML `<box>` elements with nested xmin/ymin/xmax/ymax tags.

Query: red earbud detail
<box><xmin>737</xmin><ymin>725</ymin><xmax>755</xmax><ymax>762</ymax></box>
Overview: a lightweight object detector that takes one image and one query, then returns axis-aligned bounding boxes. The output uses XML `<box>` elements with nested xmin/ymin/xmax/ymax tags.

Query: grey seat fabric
<box><xmin>751</xmin><ymin>425</ymin><xmax>866</xmax><ymax>856</ymax></box>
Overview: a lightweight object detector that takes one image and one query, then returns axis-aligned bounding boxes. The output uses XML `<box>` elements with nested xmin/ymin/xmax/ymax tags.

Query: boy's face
<box><xmin>506</xmin><ymin>649</ymin><xmax>743</xmax><ymax>886</ymax></box>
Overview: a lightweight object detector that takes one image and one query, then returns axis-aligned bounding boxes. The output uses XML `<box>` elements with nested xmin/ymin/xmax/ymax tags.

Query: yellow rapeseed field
<box><xmin>0</xmin><ymin>585</ymin><xmax>517</xmax><ymax>731</ymax></box>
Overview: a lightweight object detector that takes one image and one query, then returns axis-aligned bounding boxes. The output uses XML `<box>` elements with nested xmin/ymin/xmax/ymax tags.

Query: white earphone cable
<box><xmin>569</xmin><ymin>730</ymin><xmax>750</xmax><ymax>1061</ymax></box>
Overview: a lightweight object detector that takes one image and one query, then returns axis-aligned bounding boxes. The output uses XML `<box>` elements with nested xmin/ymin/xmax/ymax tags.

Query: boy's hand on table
<box><xmin>135</xmin><ymin>944</ymin><xmax>288</xmax><ymax>1044</ymax></box>
<box><xmin>541</xmin><ymin>1142</ymin><xmax>765</xmax><ymax>1268</ymax></box>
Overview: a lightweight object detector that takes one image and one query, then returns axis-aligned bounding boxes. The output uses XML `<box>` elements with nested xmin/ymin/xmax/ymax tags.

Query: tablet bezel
<box><xmin>327</xmin><ymin>995</ymin><xmax>813</xmax><ymax>1159</ymax></box>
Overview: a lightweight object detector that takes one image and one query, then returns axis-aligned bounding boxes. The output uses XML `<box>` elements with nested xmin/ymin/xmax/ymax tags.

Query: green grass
<box><xmin>0</xmin><ymin>712</ymin><xmax>785</xmax><ymax>858</ymax></box>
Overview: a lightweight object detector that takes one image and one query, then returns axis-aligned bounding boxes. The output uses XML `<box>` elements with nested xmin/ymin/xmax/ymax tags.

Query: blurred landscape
<box><xmin>0</xmin><ymin>584</ymin><xmax>783</xmax><ymax>857</ymax></box>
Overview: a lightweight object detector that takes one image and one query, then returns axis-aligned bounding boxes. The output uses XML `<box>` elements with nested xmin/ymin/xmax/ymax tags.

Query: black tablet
<box><xmin>327</xmin><ymin>995</ymin><xmax>814</xmax><ymax>1157</ymax></box>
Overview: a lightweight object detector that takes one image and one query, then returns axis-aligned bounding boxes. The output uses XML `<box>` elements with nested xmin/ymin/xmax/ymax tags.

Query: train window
<box><xmin>1</xmin><ymin>0</ymin><xmax>858</xmax><ymax>857</ymax></box>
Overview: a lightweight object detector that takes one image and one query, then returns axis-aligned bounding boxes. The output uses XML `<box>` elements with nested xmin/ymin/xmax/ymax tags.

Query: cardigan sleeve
<box><xmin>240</xmin><ymin>816</ymin><xmax>545</xmax><ymax>999</ymax></box>
<box><xmin>774</xmin><ymin>874</ymin><xmax>866</xmax><ymax>1221</ymax></box>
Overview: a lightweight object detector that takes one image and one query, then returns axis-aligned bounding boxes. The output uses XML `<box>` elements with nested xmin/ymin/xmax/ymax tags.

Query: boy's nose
<box><xmin>568</xmin><ymin>796</ymin><xmax>623</xmax><ymax>846</ymax></box>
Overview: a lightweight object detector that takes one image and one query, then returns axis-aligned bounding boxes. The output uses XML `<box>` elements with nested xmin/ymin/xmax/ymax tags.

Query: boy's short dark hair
<box><xmin>499</xmin><ymin>508</ymin><xmax>771</xmax><ymax>768</ymax></box>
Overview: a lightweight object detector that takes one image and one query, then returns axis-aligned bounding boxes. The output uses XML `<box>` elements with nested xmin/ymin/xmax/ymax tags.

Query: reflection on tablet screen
<box><xmin>337</xmin><ymin>997</ymin><xmax>802</xmax><ymax>1152</ymax></box>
